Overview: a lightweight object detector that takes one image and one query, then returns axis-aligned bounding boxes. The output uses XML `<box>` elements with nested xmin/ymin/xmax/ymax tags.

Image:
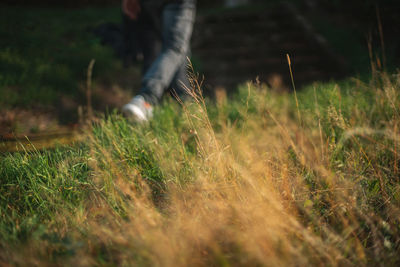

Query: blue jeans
<box><xmin>139</xmin><ymin>2</ymin><xmax>196</xmax><ymax>105</ymax></box>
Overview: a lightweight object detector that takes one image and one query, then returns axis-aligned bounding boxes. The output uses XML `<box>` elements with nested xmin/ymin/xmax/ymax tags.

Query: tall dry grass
<box><xmin>1</xmin><ymin>72</ymin><xmax>399</xmax><ymax>266</ymax></box>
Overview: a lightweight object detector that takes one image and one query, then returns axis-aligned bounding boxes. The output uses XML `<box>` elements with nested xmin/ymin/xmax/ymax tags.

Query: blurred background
<box><xmin>0</xmin><ymin>0</ymin><xmax>399</xmax><ymax>146</ymax></box>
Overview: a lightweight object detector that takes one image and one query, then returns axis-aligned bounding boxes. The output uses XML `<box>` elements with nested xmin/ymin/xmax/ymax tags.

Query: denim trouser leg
<box><xmin>139</xmin><ymin>3</ymin><xmax>196</xmax><ymax>105</ymax></box>
<box><xmin>169</xmin><ymin>50</ymin><xmax>191</xmax><ymax>99</ymax></box>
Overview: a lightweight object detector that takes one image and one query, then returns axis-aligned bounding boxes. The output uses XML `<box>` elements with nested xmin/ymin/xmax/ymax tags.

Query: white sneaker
<box><xmin>122</xmin><ymin>95</ymin><xmax>153</xmax><ymax>122</ymax></box>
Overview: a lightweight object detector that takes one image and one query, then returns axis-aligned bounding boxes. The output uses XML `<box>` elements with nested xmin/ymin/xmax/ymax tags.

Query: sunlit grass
<box><xmin>1</xmin><ymin>70</ymin><xmax>399</xmax><ymax>265</ymax></box>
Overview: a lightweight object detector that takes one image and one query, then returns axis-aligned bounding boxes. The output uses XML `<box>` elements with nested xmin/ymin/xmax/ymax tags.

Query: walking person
<box><xmin>122</xmin><ymin>0</ymin><xmax>197</xmax><ymax>122</ymax></box>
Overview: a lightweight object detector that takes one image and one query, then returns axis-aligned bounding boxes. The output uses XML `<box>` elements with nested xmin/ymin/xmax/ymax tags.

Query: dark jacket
<box><xmin>139</xmin><ymin>0</ymin><xmax>196</xmax><ymax>33</ymax></box>
<box><xmin>140</xmin><ymin>0</ymin><xmax>196</xmax><ymax>10</ymax></box>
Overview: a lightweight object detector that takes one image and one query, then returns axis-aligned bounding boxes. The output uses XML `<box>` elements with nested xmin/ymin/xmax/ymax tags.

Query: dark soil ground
<box><xmin>193</xmin><ymin>2</ymin><xmax>347</xmax><ymax>92</ymax></box>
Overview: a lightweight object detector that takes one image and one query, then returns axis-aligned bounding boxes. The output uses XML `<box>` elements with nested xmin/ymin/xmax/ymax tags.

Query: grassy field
<box><xmin>1</xmin><ymin>69</ymin><xmax>399</xmax><ymax>265</ymax></box>
<box><xmin>0</xmin><ymin>3</ymin><xmax>385</xmax><ymax>111</ymax></box>
<box><xmin>0</xmin><ymin>6</ymin><xmax>116</xmax><ymax>107</ymax></box>
<box><xmin>0</xmin><ymin>5</ymin><xmax>141</xmax><ymax>133</ymax></box>
<box><xmin>1</xmin><ymin>3</ymin><xmax>399</xmax><ymax>266</ymax></box>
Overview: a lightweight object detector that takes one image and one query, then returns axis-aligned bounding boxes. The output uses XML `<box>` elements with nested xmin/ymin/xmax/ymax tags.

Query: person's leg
<box><xmin>169</xmin><ymin>50</ymin><xmax>191</xmax><ymax>101</ymax></box>
<box><xmin>137</xmin><ymin>9</ymin><xmax>162</xmax><ymax>74</ymax></box>
<box><xmin>139</xmin><ymin>2</ymin><xmax>196</xmax><ymax>105</ymax></box>
<box><xmin>122</xmin><ymin>11</ymin><xmax>161</xmax><ymax>122</ymax></box>
<box><xmin>141</xmin><ymin>30</ymin><xmax>162</xmax><ymax>73</ymax></box>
